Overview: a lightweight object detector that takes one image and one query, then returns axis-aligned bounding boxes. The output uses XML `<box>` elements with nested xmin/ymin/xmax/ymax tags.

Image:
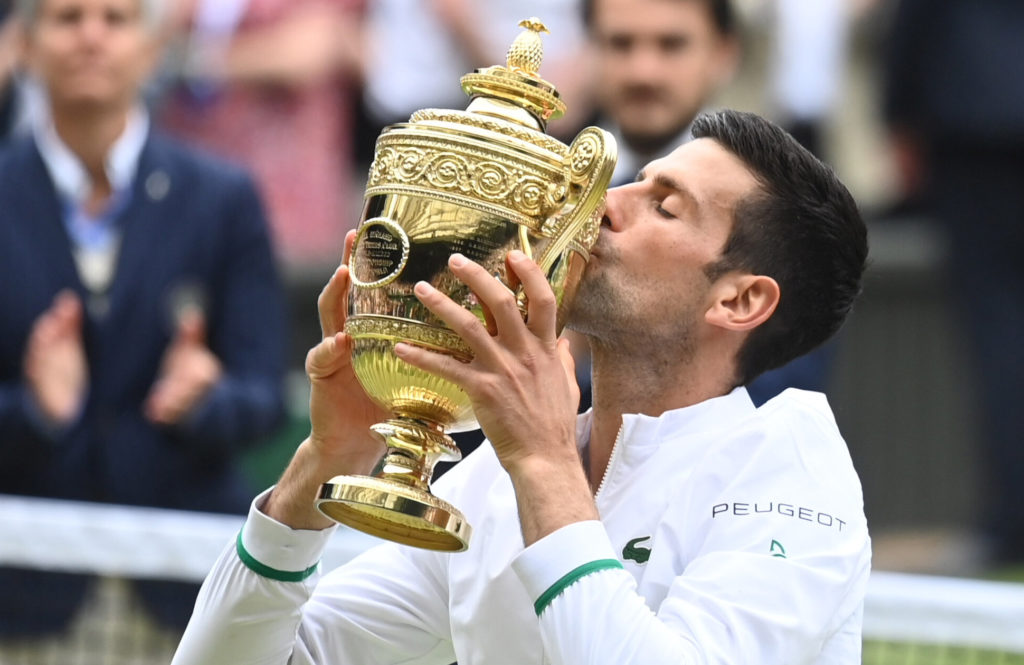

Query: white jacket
<box><xmin>172</xmin><ymin>387</ymin><xmax>871</xmax><ymax>665</ymax></box>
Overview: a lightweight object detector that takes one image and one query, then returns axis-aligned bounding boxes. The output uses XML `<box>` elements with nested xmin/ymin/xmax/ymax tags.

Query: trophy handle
<box><xmin>535</xmin><ymin>127</ymin><xmax>617</xmax><ymax>274</ymax></box>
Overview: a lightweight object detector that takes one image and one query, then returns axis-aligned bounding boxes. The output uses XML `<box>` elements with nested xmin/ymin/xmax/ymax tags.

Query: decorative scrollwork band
<box><xmin>367</xmin><ymin>137</ymin><xmax>567</xmax><ymax>220</ymax></box>
<box><xmin>346</xmin><ymin>316</ymin><xmax>473</xmax><ymax>359</ymax></box>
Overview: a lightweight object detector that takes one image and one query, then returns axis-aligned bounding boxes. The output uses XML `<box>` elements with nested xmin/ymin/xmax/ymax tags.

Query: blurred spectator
<box><xmin>584</xmin><ymin>0</ymin><xmax>739</xmax><ymax>186</ymax></box>
<box><xmin>0</xmin><ymin>0</ymin><xmax>286</xmax><ymax>637</ymax></box>
<box><xmin>159</xmin><ymin>0</ymin><xmax>364</xmax><ymax>270</ymax></box>
<box><xmin>768</xmin><ymin>0</ymin><xmax>850</xmax><ymax>158</ymax></box>
<box><xmin>579</xmin><ymin>0</ymin><xmax>834</xmax><ymax>407</ymax></box>
<box><xmin>883</xmin><ymin>0</ymin><xmax>1024</xmax><ymax>566</ymax></box>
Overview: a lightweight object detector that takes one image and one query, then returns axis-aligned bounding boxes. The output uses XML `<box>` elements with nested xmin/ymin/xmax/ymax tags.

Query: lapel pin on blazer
<box><xmin>145</xmin><ymin>170</ymin><xmax>171</xmax><ymax>201</ymax></box>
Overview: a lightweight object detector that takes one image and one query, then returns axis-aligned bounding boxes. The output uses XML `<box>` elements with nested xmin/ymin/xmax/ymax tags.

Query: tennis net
<box><xmin>2</xmin><ymin>493</ymin><xmax>1022</xmax><ymax>664</ymax></box>
<box><xmin>0</xmin><ymin>493</ymin><xmax>381</xmax><ymax>665</ymax></box>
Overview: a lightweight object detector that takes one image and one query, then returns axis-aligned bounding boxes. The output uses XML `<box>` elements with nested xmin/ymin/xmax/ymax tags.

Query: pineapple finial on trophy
<box><xmin>461</xmin><ymin>17</ymin><xmax>565</xmax><ymax>128</ymax></box>
<box><xmin>507</xmin><ymin>18</ymin><xmax>549</xmax><ymax>75</ymax></box>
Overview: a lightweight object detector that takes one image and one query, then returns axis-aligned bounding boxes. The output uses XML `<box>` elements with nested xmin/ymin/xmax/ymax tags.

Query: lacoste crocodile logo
<box><xmin>623</xmin><ymin>536</ymin><xmax>652</xmax><ymax>564</ymax></box>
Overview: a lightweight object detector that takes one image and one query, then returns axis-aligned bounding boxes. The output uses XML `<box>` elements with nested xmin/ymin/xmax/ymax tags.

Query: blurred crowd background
<box><xmin>1</xmin><ymin>0</ymin><xmax>1022</xmax><ymax>653</ymax></box>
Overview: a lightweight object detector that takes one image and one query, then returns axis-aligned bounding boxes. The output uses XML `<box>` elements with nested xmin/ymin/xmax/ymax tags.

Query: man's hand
<box><xmin>304</xmin><ymin>229</ymin><xmax>389</xmax><ymax>472</ymax></box>
<box><xmin>263</xmin><ymin>230</ymin><xmax>388</xmax><ymax>530</ymax></box>
<box><xmin>394</xmin><ymin>251</ymin><xmax>598</xmax><ymax>544</ymax></box>
<box><xmin>24</xmin><ymin>290</ymin><xmax>89</xmax><ymax>427</ymax></box>
<box><xmin>145</xmin><ymin>307</ymin><xmax>223</xmax><ymax>425</ymax></box>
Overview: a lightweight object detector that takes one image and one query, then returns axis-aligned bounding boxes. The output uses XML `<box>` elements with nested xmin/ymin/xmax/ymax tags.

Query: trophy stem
<box><xmin>316</xmin><ymin>417</ymin><xmax>472</xmax><ymax>551</ymax></box>
<box><xmin>373</xmin><ymin>417</ymin><xmax>461</xmax><ymax>489</ymax></box>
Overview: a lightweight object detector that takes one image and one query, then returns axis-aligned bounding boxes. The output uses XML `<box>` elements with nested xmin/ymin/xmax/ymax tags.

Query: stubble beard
<box><xmin>567</xmin><ymin>252</ymin><xmax>698</xmax><ymax>366</ymax></box>
<box><xmin>565</xmin><ymin>266</ymin><xmax>618</xmax><ymax>339</ymax></box>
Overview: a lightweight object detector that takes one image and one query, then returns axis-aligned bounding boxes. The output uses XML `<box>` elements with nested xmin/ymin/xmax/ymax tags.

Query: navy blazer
<box><xmin>0</xmin><ymin>131</ymin><xmax>288</xmax><ymax>633</ymax></box>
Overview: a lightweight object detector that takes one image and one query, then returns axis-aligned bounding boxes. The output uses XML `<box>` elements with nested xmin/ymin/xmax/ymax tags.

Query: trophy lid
<box><xmin>460</xmin><ymin>18</ymin><xmax>568</xmax><ymax>131</ymax></box>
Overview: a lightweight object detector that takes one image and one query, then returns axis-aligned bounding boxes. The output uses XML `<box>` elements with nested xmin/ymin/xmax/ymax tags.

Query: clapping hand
<box><xmin>24</xmin><ymin>290</ymin><xmax>89</xmax><ymax>428</ymax></box>
<box><xmin>145</xmin><ymin>306</ymin><xmax>223</xmax><ymax>425</ymax></box>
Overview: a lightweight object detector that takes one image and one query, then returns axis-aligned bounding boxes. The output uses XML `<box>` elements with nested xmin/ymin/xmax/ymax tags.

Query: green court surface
<box><xmin>864</xmin><ymin>642</ymin><xmax>1024</xmax><ymax>665</ymax></box>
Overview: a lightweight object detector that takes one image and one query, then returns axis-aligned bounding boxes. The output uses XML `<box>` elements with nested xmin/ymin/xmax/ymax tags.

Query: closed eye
<box><xmin>654</xmin><ymin>202</ymin><xmax>677</xmax><ymax>219</ymax></box>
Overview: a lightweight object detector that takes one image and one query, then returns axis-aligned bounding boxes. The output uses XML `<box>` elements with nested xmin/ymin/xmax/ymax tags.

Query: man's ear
<box><xmin>705</xmin><ymin>274</ymin><xmax>780</xmax><ymax>332</ymax></box>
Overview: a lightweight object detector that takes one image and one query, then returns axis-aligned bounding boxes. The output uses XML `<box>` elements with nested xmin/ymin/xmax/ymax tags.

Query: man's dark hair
<box><xmin>692</xmin><ymin>110</ymin><xmax>868</xmax><ymax>386</ymax></box>
<box><xmin>582</xmin><ymin>0</ymin><xmax>737</xmax><ymax>37</ymax></box>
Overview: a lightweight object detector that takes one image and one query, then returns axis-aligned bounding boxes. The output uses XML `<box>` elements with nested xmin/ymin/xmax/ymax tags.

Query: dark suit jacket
<box><xmin>0</xmin><ymin>131</ymin><xmax>288</xmax><ymax>633</ymax></box>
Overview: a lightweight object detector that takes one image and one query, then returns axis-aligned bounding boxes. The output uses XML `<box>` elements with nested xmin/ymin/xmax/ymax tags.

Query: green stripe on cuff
<box><xmin>534</xmin><ymin>559</ymin><xmax>624</xmax><ymax>616</ymax></box>
<box><xmin>235</xmin><ymin>530</ymin><xmax>319</xmax><ymax>582</ymax></box>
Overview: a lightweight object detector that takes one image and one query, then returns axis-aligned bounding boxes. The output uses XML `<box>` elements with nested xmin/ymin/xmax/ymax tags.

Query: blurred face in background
<box><xmin>22</xmin><ymin>0</ymin><xmax>156</xmax><ymax>113</ymax></box>
<box><xmin>590</xmin><ymin>0</ymin><xmax>738</xmax><ymax>152</ymax></box>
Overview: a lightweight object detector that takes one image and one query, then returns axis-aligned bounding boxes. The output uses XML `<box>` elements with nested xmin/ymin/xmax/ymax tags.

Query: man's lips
<box><xmin>590</xmin><ymin>215</ymin><xmax>614</xmax><ymax>258</ymax></box>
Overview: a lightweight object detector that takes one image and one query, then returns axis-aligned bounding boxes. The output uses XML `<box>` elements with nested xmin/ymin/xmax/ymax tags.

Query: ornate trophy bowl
<box><xmin>316</xmin><ymin>19</ymin><xmax>616</xmax><ymax>551</ymax></box>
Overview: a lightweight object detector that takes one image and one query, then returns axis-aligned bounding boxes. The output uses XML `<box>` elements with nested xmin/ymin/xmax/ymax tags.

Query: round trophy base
<box><xmin>317</xmin><ymin>476</ymin><xmax>471</xmax><ymax>552</ymax></box>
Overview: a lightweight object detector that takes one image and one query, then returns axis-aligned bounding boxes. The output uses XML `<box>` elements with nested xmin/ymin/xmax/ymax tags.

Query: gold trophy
<box><xmin>316</xmin><ymin>18</ymin><xmax>616</xmax><ymax>551</ymax></box>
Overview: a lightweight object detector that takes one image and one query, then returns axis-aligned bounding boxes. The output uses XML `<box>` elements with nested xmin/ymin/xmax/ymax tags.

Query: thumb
<box><xmin>306</xmin><ymin>332</ymin><xmax>351</xmax><ymax>379</ymax></box>
<box><xmin>175</xmin><ymin>306</ymin><xmax>206</xmax><ymax>346</ymax></box>
<box><xmin>53</xmin><ymin>290</ymin><xmax>83</xmax><ymax>321</ymax></box>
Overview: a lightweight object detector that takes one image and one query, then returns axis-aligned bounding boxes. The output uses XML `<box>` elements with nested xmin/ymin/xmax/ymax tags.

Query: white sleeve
<box><xmin>171</xmin><ymin>490</ymin><xmax>335</xmax><ymax>665</ymax></box>
<box><xmin>512</xmin><ymin>521</ymin><xmax>705</xmax><ymax>664</ymax></box>
<box><xmin>172</xmin><ymin>491</ymin><xmax>457</xmax><ymax>665</ymax></box>
<box><xmin>512</xmin><ymin>506</ymin><xmax>870</xmax><ymax>664</ymax></box>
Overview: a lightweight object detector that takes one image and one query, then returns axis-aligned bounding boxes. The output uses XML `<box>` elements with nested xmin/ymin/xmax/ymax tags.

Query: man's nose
<box><xmin>79</xmin><ymin>15</ymin><xmax>109</xmax><ymax>45</ymax></box>
<box><xmin>624</xmin><ymin>44</ymin><xmax>665</xmax><ymax>83</ymax></box>
<box><xmin>601</xmin><ymin>185</ymin><xmax>630</xmax><ymax>232</ymax></box>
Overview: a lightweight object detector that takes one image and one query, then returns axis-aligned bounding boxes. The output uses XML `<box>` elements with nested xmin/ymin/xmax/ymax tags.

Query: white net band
<box><xmin>865</xmin><ymin>571</ymin><xmax>1024</xmax><ymax>652</ymax></box>
<box><xmin>0</xmin><ymin>493</ymin><xmax>382</xmax><ymax>581</ymax></box>
<box><xmin>3</xmin><ymin>493</ymin><xmax>1024</xmax><ymax>659</ymax></box>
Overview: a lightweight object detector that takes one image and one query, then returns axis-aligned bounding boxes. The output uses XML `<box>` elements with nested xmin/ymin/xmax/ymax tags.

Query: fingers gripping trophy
<box><xmin>316</xmin><ymin>18</ymin><xmax>617</xmax><ymax>552</ymax></box>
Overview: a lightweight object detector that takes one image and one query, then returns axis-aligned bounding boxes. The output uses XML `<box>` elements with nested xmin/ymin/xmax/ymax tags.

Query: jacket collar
<box><xmin>32</xmin><ymin>106</ymin><xmax>150</xmax><ymax>207</ymax></box>
<box><xmin>576</xmin><ymin>386</ymin><xmax>756</xmax><ymax>450</ymax></box>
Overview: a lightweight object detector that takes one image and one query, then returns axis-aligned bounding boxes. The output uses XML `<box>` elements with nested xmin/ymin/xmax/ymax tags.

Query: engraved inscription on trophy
<box><xmin>351</xmin><ymin>218</ymin><xmax>411</xmax><ymax>288</ymax></box>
